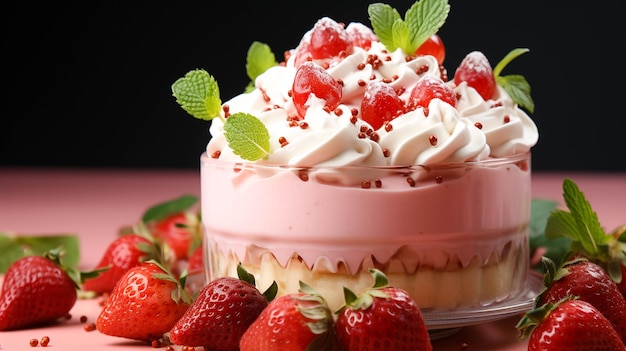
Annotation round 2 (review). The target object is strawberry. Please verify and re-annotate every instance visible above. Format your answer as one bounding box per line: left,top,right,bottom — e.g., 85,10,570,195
293,17,354,67
335,269,432,351
239,282,338,351
183,244,205,296
82,233,159,294
415,34,445,65
453,50,496,100
537,256,626,342
291,61,343,118
360,81,405,130
148,211,201,261
345,22,378,50
96,260,191,342
517,297,625,350
609,224,626,296
187,244,204,274
168,266,272,349
0,249,80,331
544,178,626,298
407,75,456,111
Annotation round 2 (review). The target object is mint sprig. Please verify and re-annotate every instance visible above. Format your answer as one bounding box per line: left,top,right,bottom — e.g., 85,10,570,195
368,0,449,55
172,69,271,161
544,178,626,284
494,48,535,114
545,178,610,259
245,41,278,93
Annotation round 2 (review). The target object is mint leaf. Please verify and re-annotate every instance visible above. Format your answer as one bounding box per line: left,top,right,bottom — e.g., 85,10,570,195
172,69,222,121
405,0,450,52
545,178,610,258
245,41,278,93
369,0,449,54
142,194,199,223
391,20,411,53
368,4,401,50
223,113,271,161
497,74,535,113
0,232,80,273
493,48,535,114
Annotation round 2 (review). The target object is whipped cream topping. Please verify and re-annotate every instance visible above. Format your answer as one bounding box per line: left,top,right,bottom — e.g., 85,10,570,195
206,19,538,170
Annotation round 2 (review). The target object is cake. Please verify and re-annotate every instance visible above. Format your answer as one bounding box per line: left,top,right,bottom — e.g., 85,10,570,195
173,0,538,314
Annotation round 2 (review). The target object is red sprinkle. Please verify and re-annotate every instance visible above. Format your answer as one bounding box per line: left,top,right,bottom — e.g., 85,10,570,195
429,135,438,146
407,177,416,187
40,336,50,347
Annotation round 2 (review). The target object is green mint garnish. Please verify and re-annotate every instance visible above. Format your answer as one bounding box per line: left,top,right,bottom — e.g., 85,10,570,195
494,48,535,114
368,0,449,55
245,41,278,93
173,69,272,161
172,69,222,121
545,178,609,259
223,112,271,161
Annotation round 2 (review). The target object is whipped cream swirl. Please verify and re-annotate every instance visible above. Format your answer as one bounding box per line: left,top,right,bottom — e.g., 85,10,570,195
206,22,538,173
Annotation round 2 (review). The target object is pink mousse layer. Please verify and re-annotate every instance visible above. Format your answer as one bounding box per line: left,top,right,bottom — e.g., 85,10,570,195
200,152,531,310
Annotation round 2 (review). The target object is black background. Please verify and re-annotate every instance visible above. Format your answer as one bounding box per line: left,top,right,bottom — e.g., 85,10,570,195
3,1,625,171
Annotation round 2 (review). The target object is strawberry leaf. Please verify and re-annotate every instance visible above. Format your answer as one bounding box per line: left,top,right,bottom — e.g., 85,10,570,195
245,41,278,93
171,69,222,121
0,232,80,273
223,112,271,161
141,194,198,223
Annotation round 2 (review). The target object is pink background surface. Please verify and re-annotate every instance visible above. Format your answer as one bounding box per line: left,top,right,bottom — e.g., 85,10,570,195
1,168,624,350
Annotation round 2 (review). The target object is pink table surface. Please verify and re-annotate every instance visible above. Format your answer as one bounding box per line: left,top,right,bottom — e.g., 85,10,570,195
1,168,624,351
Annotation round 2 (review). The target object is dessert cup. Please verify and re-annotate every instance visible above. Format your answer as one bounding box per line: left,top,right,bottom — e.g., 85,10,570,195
201,151,531,314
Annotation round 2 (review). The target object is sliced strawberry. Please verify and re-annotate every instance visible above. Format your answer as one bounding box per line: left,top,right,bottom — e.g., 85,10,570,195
292,62,342,118
407,75,456,110
360,81,405,130
415,34,445,65
453,51,496,100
